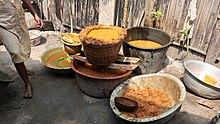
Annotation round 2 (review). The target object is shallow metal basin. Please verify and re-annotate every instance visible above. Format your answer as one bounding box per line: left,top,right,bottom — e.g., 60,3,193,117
41,47,73,75
183,60,220,99
110,73,186,123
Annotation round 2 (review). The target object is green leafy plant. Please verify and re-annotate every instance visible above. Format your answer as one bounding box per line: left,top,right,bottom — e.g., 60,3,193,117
179,28,190,59
152,11,164,19
152,11,163,28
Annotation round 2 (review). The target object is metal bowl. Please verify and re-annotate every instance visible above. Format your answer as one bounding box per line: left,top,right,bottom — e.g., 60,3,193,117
61,33,82,55
183,60,220,99
110,73,186,124
41,47,73,75
61,39,82,55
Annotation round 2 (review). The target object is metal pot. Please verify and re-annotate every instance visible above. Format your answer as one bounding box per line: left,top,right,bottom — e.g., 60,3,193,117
123,27,172,74
71,59,132,98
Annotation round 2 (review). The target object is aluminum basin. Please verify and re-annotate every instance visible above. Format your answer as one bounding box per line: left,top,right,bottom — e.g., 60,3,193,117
110,73,186,124
183,60,220,99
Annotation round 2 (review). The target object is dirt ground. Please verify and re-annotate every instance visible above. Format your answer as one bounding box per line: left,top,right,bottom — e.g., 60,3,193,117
0,31,219,124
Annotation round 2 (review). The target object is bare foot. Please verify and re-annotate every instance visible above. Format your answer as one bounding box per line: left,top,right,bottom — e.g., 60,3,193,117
23,84,33,99
27,70,35,76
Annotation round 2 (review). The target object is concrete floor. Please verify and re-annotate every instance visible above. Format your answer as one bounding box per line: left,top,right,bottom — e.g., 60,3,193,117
0,31,219,124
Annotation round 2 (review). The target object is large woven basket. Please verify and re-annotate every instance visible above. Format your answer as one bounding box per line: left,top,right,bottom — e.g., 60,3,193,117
79,25,127,66
82,41,122,66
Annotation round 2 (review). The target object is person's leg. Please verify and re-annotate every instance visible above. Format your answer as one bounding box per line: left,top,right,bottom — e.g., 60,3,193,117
14,62,33,98
0,26,33,98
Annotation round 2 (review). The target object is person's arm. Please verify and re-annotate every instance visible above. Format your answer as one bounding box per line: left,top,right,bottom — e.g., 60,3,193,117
21,0,44,28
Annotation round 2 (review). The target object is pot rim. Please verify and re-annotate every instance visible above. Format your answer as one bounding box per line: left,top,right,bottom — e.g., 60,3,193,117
71,59,132,80
124,26,172,51
183,60,220,90
61,39,82,46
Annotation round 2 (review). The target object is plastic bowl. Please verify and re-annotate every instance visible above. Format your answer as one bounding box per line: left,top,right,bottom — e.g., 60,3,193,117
110,73,186,124
183,60,220,99
29,30,41,46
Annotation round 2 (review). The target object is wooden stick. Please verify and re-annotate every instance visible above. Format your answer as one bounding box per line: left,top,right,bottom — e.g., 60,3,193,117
107,63,138,71
71,55,88,63
116,56,140,63
71,55,139,70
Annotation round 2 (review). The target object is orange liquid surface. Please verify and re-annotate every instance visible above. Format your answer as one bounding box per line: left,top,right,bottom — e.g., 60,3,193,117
46,52,71,68
128,40,162,49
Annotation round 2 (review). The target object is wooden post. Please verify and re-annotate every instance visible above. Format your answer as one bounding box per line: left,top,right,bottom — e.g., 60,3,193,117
48,0,63,31
205,19,220,64
98,0,116,25
122,0,129,27
42,0,49,20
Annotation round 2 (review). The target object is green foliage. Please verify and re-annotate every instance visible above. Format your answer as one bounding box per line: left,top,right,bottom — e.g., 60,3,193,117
179,28,191,60
179,29,190,38
152,11,164,19
152,11,163,28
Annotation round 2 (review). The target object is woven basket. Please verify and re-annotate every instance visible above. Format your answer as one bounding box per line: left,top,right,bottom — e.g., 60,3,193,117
82,41,122,66
79,25,127,66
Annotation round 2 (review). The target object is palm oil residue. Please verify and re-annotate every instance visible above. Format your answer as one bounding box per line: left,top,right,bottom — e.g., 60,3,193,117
46,52,71,69
122,86,172,118
88,29,119,41
203,75,217,85
77,63,127,77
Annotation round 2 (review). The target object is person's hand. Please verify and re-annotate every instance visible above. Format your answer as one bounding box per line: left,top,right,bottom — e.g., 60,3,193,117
34,13,44,28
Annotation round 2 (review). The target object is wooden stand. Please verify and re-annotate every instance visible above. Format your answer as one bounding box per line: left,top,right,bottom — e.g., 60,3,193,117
71,55,140,71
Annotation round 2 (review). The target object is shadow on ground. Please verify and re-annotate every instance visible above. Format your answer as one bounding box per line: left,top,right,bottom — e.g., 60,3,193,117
111,111,210,124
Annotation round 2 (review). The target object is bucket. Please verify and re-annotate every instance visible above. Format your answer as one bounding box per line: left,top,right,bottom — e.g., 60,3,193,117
123,27,171,74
